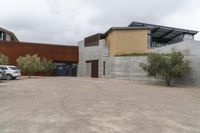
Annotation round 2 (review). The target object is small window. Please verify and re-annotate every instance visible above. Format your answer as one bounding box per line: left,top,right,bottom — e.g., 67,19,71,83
9,67,17,70
103,61,106,76
0,32,3,40
58,66,63,70
72,63,77,68
1,67,8,70
147,30,152,48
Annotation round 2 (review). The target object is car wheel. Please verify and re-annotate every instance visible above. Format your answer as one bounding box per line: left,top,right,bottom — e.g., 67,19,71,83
0,73,4,80
5,74,13,80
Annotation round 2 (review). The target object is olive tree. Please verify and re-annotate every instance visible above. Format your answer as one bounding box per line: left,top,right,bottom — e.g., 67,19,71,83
140,51,191,86
17,54,43,78
41,57,54,73
0,53,9,65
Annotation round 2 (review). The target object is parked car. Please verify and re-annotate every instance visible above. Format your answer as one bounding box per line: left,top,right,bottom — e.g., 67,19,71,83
0,65,21,80
0,69,6,80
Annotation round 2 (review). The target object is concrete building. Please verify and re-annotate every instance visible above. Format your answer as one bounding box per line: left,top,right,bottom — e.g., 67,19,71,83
77,21,199,81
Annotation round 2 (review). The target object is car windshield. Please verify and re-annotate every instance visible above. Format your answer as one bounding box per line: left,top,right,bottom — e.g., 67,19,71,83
9,67,18,70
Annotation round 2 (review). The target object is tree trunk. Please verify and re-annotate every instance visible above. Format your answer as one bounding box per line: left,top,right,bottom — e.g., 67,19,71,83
165,78,171,87
28,73,31,78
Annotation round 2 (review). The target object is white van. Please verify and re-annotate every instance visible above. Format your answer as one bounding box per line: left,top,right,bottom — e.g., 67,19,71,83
0,65,21,80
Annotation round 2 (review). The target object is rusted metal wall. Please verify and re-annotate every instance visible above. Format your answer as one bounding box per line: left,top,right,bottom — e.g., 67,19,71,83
84,34,101,47
0,41,79,65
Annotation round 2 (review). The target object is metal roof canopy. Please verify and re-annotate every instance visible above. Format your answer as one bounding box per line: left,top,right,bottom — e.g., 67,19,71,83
129,21,198,42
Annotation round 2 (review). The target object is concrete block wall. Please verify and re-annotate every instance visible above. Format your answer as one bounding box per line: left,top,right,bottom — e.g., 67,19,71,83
105,56,151,81
78,38,200,86
104,40,200,86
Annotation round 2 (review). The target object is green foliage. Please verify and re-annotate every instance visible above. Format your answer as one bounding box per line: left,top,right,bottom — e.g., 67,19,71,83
116,53,149,57
140,51,191,86
17,54,55,77
17,54,43,78
0,53,9,65
41,57,54,73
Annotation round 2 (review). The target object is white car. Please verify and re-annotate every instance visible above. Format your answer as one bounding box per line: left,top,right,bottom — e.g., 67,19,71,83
0,65,21,80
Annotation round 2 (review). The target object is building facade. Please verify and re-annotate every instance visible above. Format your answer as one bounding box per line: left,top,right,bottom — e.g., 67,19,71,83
0,27,78,76
78,22,198,78
1,21,199,79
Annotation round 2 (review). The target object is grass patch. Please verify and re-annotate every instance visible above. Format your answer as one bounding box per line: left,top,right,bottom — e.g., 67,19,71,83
116,53,170,57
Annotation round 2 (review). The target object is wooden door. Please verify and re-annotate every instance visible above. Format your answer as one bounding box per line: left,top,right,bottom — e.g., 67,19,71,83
86,60,99,78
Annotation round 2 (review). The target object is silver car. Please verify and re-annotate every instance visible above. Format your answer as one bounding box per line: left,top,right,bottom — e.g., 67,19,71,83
0,65,21,80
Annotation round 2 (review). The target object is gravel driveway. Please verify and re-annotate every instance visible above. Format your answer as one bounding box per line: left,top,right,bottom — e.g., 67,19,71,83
0,77,199,133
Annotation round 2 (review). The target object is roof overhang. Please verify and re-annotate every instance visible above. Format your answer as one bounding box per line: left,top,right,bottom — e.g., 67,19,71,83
103,27,150,38
129,21,198,42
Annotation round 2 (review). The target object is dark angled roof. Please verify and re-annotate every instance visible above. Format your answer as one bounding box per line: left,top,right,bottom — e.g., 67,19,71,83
0,27,19,42
129,21,198,42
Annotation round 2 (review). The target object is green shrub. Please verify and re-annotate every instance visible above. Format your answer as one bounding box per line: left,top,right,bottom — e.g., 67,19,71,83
41,57,54,73
140,51,191,86
0,53,9,65
17,54,43,78
116,53,149,57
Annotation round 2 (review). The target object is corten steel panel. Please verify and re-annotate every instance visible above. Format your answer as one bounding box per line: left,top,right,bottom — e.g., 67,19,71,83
84,34,100,47
0,41,79,65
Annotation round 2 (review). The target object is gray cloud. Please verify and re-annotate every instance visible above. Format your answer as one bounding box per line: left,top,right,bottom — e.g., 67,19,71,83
0,0,199,45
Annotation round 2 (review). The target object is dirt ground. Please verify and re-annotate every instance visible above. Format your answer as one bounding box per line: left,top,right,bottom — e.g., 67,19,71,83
0,77,199,133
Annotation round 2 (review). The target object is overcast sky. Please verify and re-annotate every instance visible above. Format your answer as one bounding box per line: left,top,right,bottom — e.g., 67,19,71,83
0,0,200,45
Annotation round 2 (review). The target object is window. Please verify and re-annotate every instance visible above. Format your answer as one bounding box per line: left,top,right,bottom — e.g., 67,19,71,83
184,34,193,40
0,32,3,41
9,67,17,70
72,63,77,68
147,30,152,48
0,67,8,70
103,61,105,76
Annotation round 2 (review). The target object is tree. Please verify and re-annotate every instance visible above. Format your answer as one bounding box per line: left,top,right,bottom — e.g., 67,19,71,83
41,57,54,73
0,53,9,65
140,51,191,86
17,54,43,78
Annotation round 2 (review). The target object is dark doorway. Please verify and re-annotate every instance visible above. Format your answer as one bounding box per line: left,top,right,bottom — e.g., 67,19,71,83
86,60,99,78
53,62,77,76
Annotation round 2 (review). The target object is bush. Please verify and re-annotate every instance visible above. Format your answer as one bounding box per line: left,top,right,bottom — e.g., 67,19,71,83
17,54,43,78
140,51,191,86
41,57,54,73
0,53,9,65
